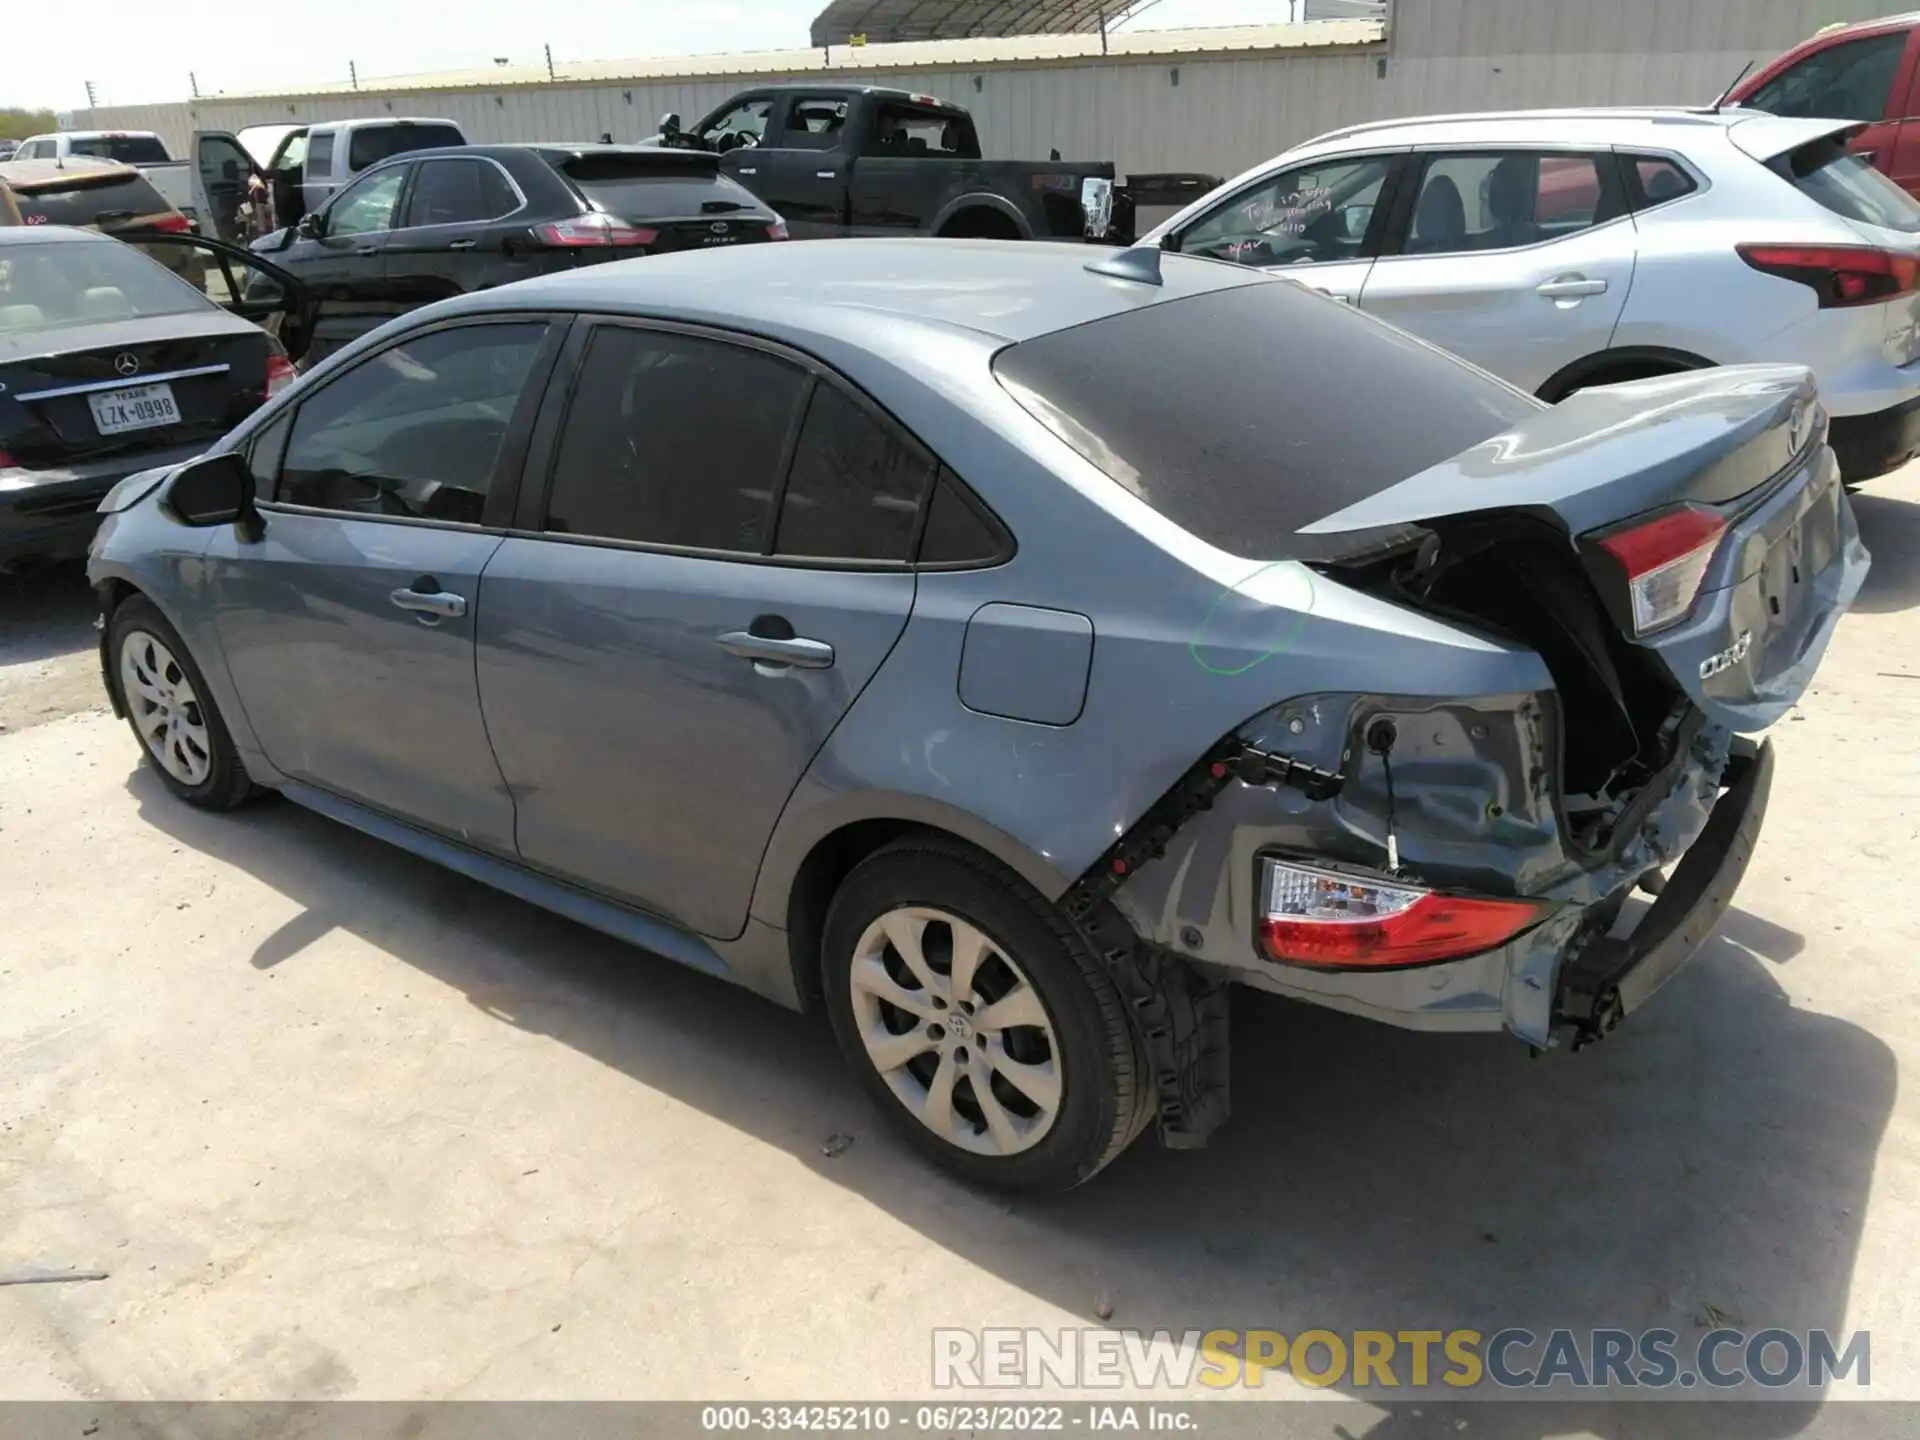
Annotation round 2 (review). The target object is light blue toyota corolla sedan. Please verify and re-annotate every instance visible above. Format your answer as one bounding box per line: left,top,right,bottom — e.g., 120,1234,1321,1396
88,238,1866,1191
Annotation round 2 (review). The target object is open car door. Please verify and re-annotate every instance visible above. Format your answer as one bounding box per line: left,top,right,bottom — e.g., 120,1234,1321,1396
191,130,260,242
114,229,317,366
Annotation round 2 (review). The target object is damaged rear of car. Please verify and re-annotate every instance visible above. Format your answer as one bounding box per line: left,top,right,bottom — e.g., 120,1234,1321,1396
993,275,1866,1091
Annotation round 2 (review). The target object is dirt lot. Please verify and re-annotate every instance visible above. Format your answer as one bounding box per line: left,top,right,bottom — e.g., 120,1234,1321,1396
2,470,1919,1433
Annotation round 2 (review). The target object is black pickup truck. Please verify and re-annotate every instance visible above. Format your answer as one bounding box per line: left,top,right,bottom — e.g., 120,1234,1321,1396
650,85,1215,245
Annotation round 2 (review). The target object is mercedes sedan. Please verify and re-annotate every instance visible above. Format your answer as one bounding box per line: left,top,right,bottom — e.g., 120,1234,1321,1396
88,240,1865,1191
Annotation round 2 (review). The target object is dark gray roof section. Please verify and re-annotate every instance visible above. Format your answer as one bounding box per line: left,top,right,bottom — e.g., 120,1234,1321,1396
809,0,1161,46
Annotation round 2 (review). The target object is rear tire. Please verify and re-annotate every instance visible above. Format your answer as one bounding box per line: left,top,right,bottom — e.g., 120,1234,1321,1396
109,596,256,811
820,836,1150,1193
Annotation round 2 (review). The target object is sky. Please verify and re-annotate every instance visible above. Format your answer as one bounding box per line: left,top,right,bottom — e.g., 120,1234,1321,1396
9,0,1303,115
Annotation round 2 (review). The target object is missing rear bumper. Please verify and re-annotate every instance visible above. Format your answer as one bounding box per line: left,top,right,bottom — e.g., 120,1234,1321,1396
1553,737,1774,1048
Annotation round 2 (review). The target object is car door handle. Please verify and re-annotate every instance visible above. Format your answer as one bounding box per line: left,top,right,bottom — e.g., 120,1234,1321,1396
390,585,467,621
716,631,835,669
354,246,380,256
446,238,478,250
738,166,758,176
1536,275,1608,299
816,170,836,179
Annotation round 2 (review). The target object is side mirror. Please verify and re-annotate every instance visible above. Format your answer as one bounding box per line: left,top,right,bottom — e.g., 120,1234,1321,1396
165,452,255,530
659,111,681,137
296,211,323,240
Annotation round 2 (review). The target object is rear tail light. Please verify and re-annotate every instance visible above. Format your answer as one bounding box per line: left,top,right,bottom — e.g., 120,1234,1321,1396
0,449,16,471
1736,243,1920,308
1258,859,1542,970
148,213,193,234
767,218,790,241
1595,504,1727,635
265,351,296,397
534,214,658,248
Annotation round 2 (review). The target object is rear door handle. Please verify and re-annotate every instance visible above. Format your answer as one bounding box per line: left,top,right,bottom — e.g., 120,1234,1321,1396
738,166,758,176
390,585,467,621
816,170,836,179
1536,275,1608,299
354,245,380,256
716,631,835,669
447,238,477,250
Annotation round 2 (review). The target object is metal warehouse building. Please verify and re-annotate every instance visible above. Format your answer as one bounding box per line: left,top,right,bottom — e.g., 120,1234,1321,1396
80,0,1917,181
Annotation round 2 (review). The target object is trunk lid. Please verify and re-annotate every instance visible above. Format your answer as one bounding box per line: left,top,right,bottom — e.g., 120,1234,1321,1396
1301,365,1870,732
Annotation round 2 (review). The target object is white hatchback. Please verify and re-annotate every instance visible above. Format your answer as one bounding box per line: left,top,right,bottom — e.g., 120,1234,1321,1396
1141,107,1920,483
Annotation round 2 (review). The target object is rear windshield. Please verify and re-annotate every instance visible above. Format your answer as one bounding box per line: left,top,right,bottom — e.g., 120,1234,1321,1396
68,135,170,164
557,153,748,218
13,171,172,228
1783,137,1920,232
0,239,208,335
992,279,1540,561
348,124,464,171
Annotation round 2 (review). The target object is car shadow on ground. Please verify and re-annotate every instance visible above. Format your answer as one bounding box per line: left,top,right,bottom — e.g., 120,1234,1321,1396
0,560,96,665
126,770,1894,1437
1847,485,1920,617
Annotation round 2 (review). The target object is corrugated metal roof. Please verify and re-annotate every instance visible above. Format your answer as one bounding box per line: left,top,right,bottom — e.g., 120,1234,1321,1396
197,20,1383,101
807,0,1163,46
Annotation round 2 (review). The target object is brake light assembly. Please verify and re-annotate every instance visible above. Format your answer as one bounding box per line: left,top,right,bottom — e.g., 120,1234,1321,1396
265,351,297,397
1257,859,1542,970
1590,504,1728,636
534,214,658,248
767,218,790,241
146,213,193,235
1737,242,1920,308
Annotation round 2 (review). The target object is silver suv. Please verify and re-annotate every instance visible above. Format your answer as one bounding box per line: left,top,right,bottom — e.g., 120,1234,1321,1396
1143,106,1920,483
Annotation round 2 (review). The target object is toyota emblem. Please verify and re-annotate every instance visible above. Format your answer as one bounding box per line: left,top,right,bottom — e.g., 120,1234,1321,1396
114,352,141,377
709,221,729,234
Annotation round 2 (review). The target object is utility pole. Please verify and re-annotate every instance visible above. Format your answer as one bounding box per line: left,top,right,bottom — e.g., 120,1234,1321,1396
1098,6,1108,54
545,43,556,81
349,60,359,90
84,80,98,108
189,72,201,98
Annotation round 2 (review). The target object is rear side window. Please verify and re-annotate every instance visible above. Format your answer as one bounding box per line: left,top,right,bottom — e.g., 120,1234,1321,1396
402,158,520,227
277,323,548,521
773,384,933,562
544,326,808,552
348,124,465,171
777,98,849,149
13,171,172,227
1744,31,1908,122
992,281,1540,562
866,102,978,159
918,472,1007,565
1401,150,1624,255
305,132,335,175
1624,155,1698,208
1782,135,1920,232
69,135,170,164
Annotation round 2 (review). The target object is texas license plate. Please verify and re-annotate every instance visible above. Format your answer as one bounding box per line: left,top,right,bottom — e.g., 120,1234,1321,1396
88,383,179,436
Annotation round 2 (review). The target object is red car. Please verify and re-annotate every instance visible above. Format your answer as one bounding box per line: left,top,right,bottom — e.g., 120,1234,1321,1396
1729,14,1920,197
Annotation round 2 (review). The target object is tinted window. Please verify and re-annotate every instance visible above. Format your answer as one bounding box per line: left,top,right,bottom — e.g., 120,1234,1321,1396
1783,135,1920,231
918,473,1006,565
774,385,931,562
545,327,807,551
992,282,1539,562
1626,155,1698,208
0,237,208,334
13,171,172,228
325,167,406,237
1179,155,1391,268
305,131,335,176
1746,31,1907,122
403,158,519,227
866,102,978,159
1403,151,1620,255
246,413,292,499
778,97,849,149
348,123,465,171
69,135,171,164
277,323,547,522
555,152,737,221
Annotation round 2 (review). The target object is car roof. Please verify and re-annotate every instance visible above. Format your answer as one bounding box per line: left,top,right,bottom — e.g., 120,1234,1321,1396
0,223,115,247
0,156,140,190
443,236,1269,348
310,116,461,130
1295,105,1850,156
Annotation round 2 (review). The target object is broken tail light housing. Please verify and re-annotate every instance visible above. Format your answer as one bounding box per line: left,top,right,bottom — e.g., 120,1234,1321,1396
1258,859,1542,970
1736,243,1920,308
1594,504,1727,635
534,214,658,248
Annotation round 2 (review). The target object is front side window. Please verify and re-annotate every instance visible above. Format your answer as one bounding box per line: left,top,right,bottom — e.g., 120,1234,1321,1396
325,167,406,237
544,326,807,551
275,322,548,522
774,384,932,562
1178,155,1392,268
1745,31,1908,122
698,99,772,151
403,159,518,227
1401,151,1620,255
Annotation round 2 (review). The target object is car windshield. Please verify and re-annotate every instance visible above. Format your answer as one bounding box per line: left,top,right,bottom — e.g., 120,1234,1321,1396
992,278,1541,561
0,239,210,335
68,135,171,165
1783,136,1920,233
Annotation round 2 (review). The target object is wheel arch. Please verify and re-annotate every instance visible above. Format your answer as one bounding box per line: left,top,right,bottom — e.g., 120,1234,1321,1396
1535,345,1718,404
932,194,1031,239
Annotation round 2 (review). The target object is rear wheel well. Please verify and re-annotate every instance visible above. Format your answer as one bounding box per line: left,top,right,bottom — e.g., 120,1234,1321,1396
1536,348,1715,404
937,206,1023,240
787,819,983,1010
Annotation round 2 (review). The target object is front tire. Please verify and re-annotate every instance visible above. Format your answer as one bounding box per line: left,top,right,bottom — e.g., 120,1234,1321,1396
821,837,1151,1193
109,595,256,810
